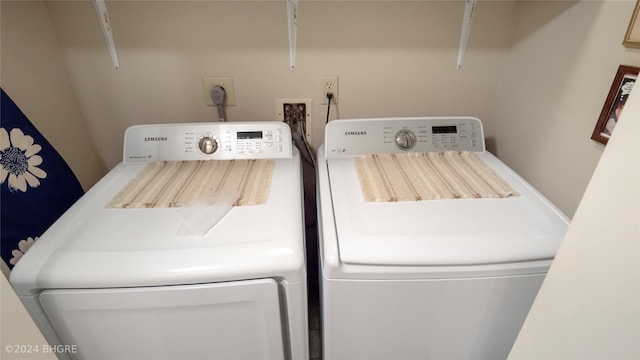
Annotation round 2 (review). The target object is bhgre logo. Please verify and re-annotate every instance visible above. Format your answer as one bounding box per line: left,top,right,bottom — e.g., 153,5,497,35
144,136,168,142
345,131,367,136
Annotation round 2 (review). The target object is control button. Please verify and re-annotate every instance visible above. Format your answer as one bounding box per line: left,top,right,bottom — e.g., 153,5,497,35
394,129,417,150
198,136,219,155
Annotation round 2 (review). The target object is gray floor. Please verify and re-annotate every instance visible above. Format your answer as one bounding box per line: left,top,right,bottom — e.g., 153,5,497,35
308,303,321,360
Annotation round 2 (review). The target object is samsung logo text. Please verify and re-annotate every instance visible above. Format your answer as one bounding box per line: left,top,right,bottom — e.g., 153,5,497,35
144,137,168,142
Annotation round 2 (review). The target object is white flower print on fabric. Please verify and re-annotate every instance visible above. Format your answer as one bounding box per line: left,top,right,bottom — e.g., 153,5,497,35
9,236,38,265
0,128,47,192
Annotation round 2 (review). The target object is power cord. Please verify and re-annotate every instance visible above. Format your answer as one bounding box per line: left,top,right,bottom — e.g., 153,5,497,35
210,85,227,122
299,115,316,167
325,92,333,124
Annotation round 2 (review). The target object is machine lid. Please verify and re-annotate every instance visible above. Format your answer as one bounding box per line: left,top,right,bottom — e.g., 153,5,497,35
10,155,305,296
327,152,569,267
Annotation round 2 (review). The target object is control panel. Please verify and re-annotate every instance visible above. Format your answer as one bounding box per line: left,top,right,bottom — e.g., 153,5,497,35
122,122,292,163
324,117,485,157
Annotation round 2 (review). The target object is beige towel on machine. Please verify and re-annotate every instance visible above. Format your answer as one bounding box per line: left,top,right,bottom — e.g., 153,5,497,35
354,151,517,202
108,159,274,208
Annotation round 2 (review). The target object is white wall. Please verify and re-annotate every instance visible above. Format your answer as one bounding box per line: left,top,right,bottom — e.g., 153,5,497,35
0,0,106,191
1,2,106,354
489,0,639,216
1,274,57,360
509,57,640,360
43,0,516,167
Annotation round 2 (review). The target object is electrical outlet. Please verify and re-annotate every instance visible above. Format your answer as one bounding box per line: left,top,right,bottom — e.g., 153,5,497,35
321,75,339,104
202,77,236,106
275,98,312,142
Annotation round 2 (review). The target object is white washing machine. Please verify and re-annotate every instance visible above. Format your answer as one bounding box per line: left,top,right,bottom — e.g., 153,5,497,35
317,117,569,360
10,122,308,360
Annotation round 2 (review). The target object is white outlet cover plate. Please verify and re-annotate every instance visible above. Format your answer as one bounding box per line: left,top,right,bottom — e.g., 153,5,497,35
320,75,339,104
202,77,236,106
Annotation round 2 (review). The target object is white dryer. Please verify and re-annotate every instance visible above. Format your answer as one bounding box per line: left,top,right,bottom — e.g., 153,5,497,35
317,117,569,360
11,122,308,360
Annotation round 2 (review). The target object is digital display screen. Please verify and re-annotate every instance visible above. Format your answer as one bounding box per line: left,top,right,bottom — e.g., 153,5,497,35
432,125,457,134
237,131,263,139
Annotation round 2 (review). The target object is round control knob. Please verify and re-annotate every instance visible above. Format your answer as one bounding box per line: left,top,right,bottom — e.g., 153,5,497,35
198,136,218,155
395,129,417,150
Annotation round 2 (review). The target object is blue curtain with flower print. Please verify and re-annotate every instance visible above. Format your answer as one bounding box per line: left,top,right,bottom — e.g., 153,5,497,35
1,88,84,270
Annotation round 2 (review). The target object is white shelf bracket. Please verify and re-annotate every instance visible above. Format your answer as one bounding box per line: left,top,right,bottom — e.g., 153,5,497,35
93,0,120,70
286,0,298,70
457,0,477,69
